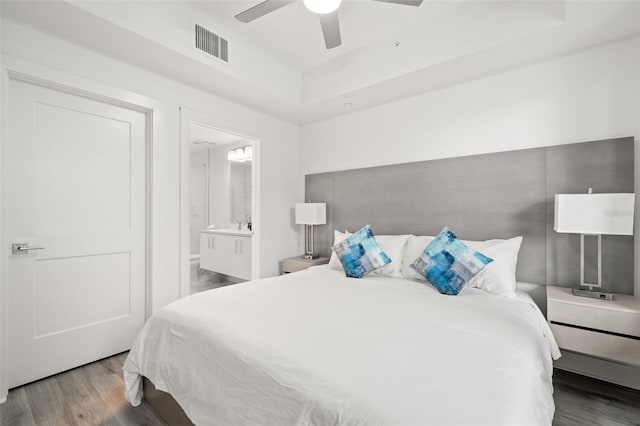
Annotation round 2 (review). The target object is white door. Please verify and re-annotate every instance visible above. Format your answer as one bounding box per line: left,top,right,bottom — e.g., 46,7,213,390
6,79,147,388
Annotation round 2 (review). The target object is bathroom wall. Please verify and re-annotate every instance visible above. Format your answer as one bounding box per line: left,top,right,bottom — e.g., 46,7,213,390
230,161,252,225
207,141,253,231
189,149,209,255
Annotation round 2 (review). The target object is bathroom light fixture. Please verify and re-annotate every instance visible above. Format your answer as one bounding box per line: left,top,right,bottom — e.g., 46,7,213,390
228,145,253,163
304,0,341,14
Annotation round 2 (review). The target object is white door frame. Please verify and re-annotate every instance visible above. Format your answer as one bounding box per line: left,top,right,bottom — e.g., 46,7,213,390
179,107,261,298
0,56,158,402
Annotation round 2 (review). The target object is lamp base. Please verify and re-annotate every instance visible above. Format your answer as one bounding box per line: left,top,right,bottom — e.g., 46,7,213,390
572,287,613,301
302,254,319,260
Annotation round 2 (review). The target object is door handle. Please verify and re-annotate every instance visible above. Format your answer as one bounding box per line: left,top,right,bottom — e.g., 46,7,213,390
12,243,45,255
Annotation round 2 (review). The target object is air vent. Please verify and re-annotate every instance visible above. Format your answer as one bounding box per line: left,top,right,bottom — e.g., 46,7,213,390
195,24,228,62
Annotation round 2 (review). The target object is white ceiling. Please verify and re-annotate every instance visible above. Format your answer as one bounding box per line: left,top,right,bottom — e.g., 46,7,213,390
190,0,460,70
1,1,638,124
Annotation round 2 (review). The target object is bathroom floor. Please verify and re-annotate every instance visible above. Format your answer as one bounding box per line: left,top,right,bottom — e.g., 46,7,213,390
190,269,234,294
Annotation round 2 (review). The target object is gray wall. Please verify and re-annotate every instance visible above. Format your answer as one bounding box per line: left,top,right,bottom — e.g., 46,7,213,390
306,137,634,294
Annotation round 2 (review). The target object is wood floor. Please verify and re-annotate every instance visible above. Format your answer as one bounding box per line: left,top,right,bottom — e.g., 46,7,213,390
553,369,640,426
0,353,164,426
2,354,639,425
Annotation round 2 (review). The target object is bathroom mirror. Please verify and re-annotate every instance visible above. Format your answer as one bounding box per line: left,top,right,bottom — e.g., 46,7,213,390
230,161,252,224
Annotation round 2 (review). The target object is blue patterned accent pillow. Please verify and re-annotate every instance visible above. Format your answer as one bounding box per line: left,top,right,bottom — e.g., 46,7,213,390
333,225,391,278
410,227,493,295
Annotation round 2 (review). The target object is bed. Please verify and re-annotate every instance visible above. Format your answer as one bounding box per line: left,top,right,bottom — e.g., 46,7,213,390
123,137,634,425
124,265,560,425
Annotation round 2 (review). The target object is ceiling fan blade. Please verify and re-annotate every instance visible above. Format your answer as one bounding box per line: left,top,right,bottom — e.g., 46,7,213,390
235,0,295,23
319,11,342,49
371,0,423,6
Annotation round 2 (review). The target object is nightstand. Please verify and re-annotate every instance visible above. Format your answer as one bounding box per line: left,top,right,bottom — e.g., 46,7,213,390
547,286,640,366
282,256,329,274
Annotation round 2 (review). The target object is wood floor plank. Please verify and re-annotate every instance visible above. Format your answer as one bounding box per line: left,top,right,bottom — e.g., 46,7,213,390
96,352,127,378
0,387,36,426
55,365,117,426
107,400,167,425
552,369,640,426
92,362,165,425
24,374,77,426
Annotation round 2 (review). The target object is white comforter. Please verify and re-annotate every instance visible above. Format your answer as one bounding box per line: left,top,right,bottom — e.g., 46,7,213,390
124,266,560,426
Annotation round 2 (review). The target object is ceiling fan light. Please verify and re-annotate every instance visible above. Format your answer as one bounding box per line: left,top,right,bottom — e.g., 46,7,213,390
304,0,342,14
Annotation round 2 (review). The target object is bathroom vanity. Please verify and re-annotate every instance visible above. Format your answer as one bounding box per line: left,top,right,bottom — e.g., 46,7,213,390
200,229,252,280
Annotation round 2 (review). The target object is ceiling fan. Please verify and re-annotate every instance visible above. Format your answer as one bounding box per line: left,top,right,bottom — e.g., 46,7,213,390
235,0,423,49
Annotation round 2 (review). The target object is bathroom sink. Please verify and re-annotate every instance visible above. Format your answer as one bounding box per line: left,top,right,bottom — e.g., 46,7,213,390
202,228,253,236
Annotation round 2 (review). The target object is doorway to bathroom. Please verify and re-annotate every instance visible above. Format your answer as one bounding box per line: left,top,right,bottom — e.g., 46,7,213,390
179,108,259,297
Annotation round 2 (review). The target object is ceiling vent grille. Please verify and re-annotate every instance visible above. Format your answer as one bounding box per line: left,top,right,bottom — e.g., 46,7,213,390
195,24,228,62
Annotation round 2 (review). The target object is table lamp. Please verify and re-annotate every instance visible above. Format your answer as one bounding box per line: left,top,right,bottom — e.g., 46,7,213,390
554,189,635,300
295,203,326,259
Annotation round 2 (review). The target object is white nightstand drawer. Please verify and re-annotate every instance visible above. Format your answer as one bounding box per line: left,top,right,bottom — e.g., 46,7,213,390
548,300,640,338
550,323,640,366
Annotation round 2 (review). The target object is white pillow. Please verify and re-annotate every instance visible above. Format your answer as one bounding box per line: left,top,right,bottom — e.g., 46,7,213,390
371,234,410,278
401,235,435,280
328,230,351,270
401,234,523,298
329,229,410,278
466,236,523,298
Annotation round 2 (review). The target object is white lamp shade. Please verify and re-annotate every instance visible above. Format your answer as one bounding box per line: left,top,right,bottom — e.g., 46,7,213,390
554,193,635,235
295,203,326,225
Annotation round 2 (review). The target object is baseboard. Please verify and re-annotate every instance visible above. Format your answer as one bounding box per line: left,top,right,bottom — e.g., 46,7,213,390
554,350,640,390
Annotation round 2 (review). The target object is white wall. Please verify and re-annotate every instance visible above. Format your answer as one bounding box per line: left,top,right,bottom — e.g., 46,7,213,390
301,35,640,295
302,36,638,174
209,145,230,231
207,140,253,231
1,19,302,312
190,149,209,255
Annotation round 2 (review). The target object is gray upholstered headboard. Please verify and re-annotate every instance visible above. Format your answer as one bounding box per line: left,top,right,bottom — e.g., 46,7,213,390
305,137,634,299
